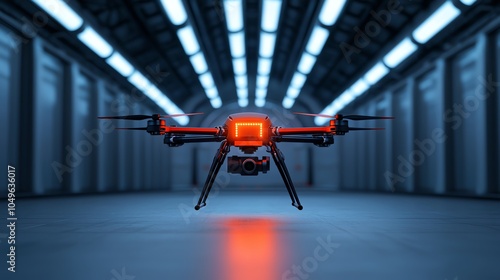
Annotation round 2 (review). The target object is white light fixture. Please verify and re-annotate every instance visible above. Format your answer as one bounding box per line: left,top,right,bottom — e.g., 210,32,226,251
460,0,477,5
143,85,161,99
160,0,188,25
210,97,223,108
256,75,269,88
235,75,247,88
261,0,282,32
383,37,418,68
238,98,249,107
232,57,247,75
256,88,267,99
199,72,215,89
32,0,83,31
177,25,200,56
412,1,461,44
106,52,134,77
290,72,307,88
297,52,317,74
205,87,219,99
337,90,355,106
350,78,369,97
286,87,300,99
189,52,208,74
258,58,272,75
237,88,248,99
282,96,295,109
363,62,389,85
318,0,346,26
305,26,329,56
224,0,244,32
128,71,151,91
229,31,246,57
259,32,276,58
77,27,113,58
255,98,266,107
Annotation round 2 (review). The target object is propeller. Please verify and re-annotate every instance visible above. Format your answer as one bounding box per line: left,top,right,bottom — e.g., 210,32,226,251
115,127,147,130
348,127,385,131
294,112,394,121
98,112,203,120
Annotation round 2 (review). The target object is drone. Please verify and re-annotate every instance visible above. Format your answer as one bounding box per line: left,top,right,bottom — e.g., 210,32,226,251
98,112,393,210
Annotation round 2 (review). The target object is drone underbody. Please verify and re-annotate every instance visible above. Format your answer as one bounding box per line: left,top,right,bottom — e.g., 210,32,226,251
98,112,393,210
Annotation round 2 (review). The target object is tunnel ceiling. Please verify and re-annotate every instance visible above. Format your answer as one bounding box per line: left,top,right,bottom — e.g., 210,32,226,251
12,0,466,115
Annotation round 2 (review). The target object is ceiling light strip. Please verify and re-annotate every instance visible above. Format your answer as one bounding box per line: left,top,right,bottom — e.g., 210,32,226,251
282,0,346,109
34,0,189,125
315,0,464,125
161,0,222,109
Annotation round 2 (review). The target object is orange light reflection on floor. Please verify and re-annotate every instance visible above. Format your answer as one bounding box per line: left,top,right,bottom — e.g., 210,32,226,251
219,217,280,280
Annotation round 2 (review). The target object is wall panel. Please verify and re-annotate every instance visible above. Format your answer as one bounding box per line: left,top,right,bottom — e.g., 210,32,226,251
414,68,445,193
450,45,488,194
0,26,20,195
33,45,66,194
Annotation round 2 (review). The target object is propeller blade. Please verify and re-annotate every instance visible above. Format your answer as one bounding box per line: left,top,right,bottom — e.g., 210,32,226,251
348,127,385,131
293,112,334,118
161,112,204,118
343,115,394,120
115,127,147,130
98,112,204,120
98,115,152,120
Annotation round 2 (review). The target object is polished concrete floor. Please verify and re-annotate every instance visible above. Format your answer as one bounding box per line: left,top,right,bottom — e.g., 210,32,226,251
1,190,500,280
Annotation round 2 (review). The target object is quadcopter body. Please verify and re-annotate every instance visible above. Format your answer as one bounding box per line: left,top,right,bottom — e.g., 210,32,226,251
98,112,393,210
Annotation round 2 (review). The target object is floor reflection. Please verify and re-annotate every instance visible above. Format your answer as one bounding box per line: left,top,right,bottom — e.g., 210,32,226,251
217,217,285,280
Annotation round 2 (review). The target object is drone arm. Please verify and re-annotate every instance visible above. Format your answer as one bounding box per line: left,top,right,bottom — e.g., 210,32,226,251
272,135,333,145
165,135,225,145
165,126,223,135
272,126,331,136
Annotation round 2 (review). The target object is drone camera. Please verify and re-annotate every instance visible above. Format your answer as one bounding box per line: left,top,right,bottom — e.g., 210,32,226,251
227,156,270,176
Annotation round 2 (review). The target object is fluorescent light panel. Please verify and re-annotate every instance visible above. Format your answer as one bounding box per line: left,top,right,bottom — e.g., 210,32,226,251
255,98,266,107
383,37,418,68
305,26,329,56
205,87,219,99
256,75,269,88
286,87,300,99
297,52,317,74
460,0,477,5
256,88,267,99
177,25,200,56
238,98,248,107
199,73,215,89
229,31,245,57
160,0,188,25
232,57,247,75
128,71,151,91
77,27,113,58
235,75,247,88
224,0,244,32
282,97,295,109
364,62,389,85
210,97,223,108
412,1,461,44
319,0,346,26
106,52,134,77
290,72,307,89
261,0,282,32
350,78,369,97
237,88,248,99
189,52,208,74
258,58,272,75
32,0,83,31
259,32,276,58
